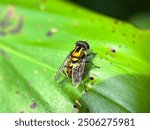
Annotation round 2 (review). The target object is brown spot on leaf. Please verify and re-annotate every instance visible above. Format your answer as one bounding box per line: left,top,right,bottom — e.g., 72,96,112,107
46,28,58,37
107,47,117,57
0,49,6,56
46,31,53,36
89,77,94,80
0,7,14,29
0,49,11,60
72,104,79,113
0,7,24,36
73,104,77,108
89,76,95,86
6,6,15,17
110,48,116,53
30,102,37,109
0,31,6,36
0,17,11,29
16,91,19,95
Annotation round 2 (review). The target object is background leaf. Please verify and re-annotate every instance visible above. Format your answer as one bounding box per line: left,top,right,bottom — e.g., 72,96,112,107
129,11,150,30
0,0,150,112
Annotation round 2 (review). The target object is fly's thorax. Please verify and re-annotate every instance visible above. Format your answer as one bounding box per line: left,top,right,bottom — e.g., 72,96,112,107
70,45,87,62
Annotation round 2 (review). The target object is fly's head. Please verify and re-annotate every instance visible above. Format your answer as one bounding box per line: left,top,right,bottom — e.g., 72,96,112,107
75,41,89,51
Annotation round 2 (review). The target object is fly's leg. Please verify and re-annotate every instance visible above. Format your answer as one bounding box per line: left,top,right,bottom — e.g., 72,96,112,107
83,83,88,93
85,61,100,68
81,82,87,93
86,52,97,57
58,78,66,84
62,69,67,76
85,52,100,68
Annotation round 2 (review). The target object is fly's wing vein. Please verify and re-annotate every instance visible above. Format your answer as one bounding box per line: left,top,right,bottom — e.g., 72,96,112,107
72,59,85,87
55,54,69,81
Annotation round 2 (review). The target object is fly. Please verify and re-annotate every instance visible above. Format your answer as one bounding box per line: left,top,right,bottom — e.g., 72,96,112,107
55,41,98,88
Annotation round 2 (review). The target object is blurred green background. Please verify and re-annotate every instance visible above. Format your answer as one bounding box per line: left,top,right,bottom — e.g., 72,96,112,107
70,0,150,29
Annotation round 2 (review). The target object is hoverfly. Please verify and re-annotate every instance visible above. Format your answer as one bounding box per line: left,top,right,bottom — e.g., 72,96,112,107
55,41,95,88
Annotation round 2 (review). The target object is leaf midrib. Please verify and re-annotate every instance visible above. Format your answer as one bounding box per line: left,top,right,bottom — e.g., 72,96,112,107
0,41,56,72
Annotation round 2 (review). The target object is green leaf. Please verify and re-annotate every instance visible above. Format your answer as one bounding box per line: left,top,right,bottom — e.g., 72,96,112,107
80,75,150,112
128,11,150,30
0,0,150,112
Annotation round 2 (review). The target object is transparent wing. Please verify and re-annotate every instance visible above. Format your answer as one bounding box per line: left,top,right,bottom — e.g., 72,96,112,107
55,54,70,81
72,59,85,87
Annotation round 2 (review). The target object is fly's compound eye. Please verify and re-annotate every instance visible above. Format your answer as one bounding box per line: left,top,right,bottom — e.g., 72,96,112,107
85,42,89,50
75,41,82,46
75,41,90,50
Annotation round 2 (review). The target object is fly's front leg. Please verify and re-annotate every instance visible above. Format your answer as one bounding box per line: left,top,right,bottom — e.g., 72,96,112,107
81,81,88,93
85,52,100,68
86,52,97,57
85,61,100,68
